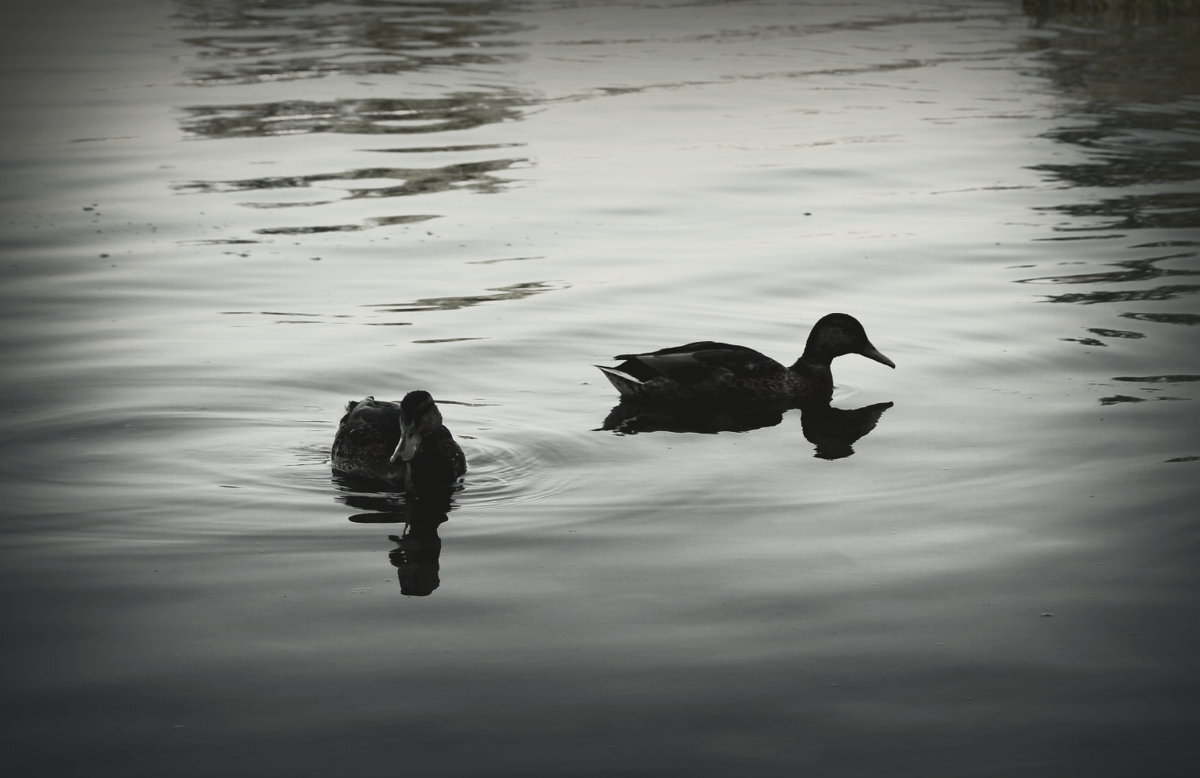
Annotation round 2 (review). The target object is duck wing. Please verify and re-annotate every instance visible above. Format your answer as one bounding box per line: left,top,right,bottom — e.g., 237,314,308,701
332,398,402,475
611,341,786,384
338,396,401,428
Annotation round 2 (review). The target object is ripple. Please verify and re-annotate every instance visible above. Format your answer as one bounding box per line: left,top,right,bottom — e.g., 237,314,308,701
314,417,587,515
364,281,567,314
456,431,583,510
180,95,528,139
175,159,526,200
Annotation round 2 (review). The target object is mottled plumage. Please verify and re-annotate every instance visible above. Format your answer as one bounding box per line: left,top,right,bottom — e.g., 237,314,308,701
331,391,466,491
598,313,894,403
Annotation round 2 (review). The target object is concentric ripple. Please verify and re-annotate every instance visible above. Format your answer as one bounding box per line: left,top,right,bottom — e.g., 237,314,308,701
455,428,586,510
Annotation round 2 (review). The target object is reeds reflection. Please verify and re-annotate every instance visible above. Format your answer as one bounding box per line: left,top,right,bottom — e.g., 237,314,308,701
174,0,529,87
174,154,528,234
174,0,532,239
180,93,529,138
1020,0,1200,404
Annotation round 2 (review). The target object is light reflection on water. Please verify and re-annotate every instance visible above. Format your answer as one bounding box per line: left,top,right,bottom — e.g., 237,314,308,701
1,0,1198,776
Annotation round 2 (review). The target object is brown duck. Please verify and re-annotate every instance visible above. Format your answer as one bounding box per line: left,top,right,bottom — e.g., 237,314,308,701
331,390,466,491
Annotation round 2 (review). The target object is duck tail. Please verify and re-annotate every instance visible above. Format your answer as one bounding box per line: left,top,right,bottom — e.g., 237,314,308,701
596,365,643,397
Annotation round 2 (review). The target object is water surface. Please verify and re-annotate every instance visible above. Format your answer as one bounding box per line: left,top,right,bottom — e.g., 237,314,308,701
1,1,1198,776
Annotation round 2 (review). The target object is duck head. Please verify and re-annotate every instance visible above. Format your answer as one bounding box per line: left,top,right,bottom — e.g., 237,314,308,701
803,313,895,369
390,390,443,464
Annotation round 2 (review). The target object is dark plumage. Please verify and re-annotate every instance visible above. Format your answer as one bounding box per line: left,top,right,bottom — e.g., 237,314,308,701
597,313,894,403
331,391,466,491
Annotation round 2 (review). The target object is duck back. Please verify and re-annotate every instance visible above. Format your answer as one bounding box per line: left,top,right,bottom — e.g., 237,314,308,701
331,397,406,482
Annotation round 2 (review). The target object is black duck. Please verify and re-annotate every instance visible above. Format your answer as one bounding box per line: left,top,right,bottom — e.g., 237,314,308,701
597,312,894,403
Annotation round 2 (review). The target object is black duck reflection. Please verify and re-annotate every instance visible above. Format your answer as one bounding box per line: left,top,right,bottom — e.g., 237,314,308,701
798,401,894,460
597,313,894,404
337,480,453,597
601,399,893,460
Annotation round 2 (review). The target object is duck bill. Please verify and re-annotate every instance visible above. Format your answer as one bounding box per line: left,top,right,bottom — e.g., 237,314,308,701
859,344,895,369
390,430,421,464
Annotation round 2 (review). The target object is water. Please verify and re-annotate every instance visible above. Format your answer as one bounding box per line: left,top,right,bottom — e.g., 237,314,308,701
2,0,1198,775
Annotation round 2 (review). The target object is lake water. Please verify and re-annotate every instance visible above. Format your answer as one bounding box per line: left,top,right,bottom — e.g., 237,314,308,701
2,0,1198,775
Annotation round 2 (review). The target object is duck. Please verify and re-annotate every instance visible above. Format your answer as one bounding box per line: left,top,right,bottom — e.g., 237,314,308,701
331,390,466,491
597,312,894,403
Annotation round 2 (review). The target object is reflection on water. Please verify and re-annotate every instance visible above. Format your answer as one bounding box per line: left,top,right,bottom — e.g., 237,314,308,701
1024,0,1200,103
602,399,893,460
602,399,792,435
1018,1,1200,405
173,142,527,234
174,0,532,240
366,280,564,315
1042,282,1199,305
175,0,528,86
799,401,893,460
176,156,526,202
181,93,529,137
1020,251,1199,287
338,476,454,596
388,519,445,597
1101,373,1200,404
1120,310,1200,325
4,0,1200,775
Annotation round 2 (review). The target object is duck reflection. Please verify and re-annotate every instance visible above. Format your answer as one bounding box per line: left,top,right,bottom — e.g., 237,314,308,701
388,513,446,598
601,399,892,460
799,401,894,460
603,399,791,434
335,477,455,597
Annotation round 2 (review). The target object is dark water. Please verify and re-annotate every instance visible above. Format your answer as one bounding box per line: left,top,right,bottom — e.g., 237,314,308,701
1,1,1198,775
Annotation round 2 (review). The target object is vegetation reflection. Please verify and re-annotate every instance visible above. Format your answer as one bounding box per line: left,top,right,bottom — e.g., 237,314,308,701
175,0,531,237
175,0,528,86
1020,0,1200,403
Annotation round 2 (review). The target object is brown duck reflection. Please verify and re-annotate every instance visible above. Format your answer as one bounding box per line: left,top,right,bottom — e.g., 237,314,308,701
601,399,892,460
335,477,455,597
